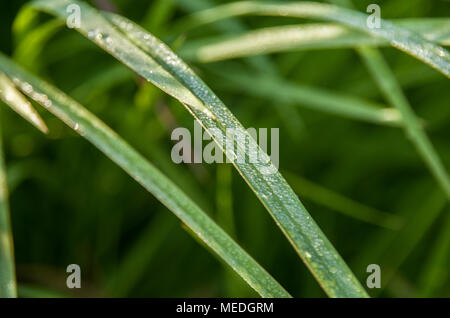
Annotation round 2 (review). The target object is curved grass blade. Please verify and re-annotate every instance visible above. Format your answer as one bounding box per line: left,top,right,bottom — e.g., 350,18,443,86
418,213,450,297
13,19,64,72
30,0,368,297
0,53,290,298
0,109,17,298
175,1,450,78
180,20,450,62
0,73,48,133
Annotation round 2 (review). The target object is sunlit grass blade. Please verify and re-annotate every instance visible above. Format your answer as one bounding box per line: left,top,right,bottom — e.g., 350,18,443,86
0,72,48,133
0,109,17,298
13,19,63,72
0,53,290,298
284,171,404,230
180,20,450,62
329,0,450,199
175,1,450,78
205,64,402,126
176,0,306,143
30,0,368,297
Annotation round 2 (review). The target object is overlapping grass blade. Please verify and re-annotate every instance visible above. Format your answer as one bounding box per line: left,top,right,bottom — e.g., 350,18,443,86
175,1,450,78
328,0,450,199
0,53,290,298
180,20,450,62
13,19,63,72
176,0,306,143
0,108,17,298
0,72,48,133
181,0,450,198
30,0,368,297
356,47,450,199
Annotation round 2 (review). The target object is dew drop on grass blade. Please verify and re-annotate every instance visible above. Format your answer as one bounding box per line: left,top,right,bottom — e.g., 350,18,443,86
30,0,368,297
0,53,290,298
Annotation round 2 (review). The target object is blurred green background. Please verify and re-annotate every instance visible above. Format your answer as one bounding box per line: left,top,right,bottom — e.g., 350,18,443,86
0,0,449,297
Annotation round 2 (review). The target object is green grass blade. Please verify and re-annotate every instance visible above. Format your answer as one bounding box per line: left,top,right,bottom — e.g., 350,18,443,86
284,171,404,230
180,20,450,62
13,19,63,72
30,0,368,297
0,109,17,298
0,53,290,298
356,46,450,199
108,213,176,296
418,213,450,297
176,0,306,143
176,1,450,78
205,64,402,126
0,73,48,133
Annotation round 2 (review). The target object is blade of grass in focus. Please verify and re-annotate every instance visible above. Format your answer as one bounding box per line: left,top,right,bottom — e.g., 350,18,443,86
175,1,450,78
180,20,450,62
0,53,290,298
0,73,48,133
0,109,17,298
31,0,369,297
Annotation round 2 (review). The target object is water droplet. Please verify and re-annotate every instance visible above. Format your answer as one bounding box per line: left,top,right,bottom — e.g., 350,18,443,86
22,82,33,94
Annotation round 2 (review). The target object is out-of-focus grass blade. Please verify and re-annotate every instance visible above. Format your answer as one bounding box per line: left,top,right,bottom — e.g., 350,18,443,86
353,186,447,295
176,0,306,143
30,0,368,297
13,19,63,71
206,64,402,126
18,284,67,298
180,20,450,62
357,46,450,200
12,5,40,44
175,1,450,78
330,0,450,199
284,171,404,230
0,73,48,134
418,213,450,297
0,53,290,298
378,190,447,292
0,109,17,298
71,64,133,101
